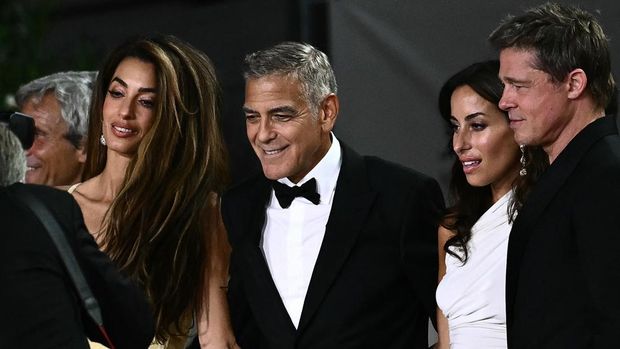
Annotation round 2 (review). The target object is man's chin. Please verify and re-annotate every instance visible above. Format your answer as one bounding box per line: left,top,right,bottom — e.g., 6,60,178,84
263,171,284,181
261,165,288,181
513,132,530,146
25,171,43,185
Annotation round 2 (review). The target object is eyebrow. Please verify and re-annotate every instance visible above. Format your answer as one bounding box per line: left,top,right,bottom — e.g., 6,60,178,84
450,112,485,122
242,106,256,114
501,76,529,85
111,77,157,93
242,105,298,114
269,106,298,114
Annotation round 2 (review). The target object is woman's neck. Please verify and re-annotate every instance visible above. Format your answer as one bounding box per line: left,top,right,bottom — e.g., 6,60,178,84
93,151,132,203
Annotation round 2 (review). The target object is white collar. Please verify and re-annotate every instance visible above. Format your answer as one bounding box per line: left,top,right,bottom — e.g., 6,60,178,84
277,133,342,204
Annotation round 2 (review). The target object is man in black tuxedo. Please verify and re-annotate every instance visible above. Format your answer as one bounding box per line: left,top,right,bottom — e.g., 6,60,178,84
489,3,620,347
223,41,444,348
0,126,154,348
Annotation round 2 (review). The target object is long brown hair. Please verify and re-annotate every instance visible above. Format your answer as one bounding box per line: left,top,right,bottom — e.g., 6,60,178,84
83,35,228,341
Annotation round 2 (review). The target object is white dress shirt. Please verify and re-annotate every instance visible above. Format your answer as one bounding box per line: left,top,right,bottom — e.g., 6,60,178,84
261,134,342,328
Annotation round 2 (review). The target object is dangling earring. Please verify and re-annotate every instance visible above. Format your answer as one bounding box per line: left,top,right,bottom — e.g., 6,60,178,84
519,145,527,176
100,134,106,146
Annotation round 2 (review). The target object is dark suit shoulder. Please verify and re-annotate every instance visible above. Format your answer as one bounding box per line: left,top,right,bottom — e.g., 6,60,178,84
359,155,444,229
363,155,439,190
222,172,267,202
584,133,620,167
5,183,78,224
7,182,75,206
7,182,74,200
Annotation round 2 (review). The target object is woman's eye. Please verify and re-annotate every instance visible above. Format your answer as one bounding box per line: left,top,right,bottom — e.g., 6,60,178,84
139,99,155,108
108,90,123,98
471,123,486,131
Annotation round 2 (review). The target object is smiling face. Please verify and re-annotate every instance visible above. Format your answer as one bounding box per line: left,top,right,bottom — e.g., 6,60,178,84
102,57,157,157
498,47,571,149
243,75,335,183
21,93,85,186
451,85,521,200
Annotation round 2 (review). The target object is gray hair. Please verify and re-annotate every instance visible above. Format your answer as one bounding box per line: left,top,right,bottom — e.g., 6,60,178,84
15,71,97,148
0,126,26,186
243,42,337,115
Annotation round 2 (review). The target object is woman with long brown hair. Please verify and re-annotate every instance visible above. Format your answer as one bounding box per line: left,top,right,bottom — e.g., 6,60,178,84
68,34,236,348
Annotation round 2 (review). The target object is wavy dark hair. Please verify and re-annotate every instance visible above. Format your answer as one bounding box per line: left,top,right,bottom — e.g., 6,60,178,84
438,60,548,263
83,35,229,342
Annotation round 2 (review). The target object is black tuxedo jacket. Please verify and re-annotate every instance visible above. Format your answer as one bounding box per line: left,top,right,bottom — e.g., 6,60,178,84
506,116,620,348
0,183,154,349
222,143,445,348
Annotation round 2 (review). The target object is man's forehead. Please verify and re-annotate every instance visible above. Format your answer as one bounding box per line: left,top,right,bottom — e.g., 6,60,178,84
21,95,64,126
246,74,302,90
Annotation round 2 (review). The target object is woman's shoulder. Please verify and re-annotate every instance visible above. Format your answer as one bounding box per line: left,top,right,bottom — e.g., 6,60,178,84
201,191,222,220
438,224,455,246
207,191,220,207
56,183,81,193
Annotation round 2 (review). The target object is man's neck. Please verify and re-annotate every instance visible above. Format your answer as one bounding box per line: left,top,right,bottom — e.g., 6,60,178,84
545,105,605,164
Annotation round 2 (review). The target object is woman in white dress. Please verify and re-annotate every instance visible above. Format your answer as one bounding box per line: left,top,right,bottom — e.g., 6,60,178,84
69,35,237,348
434,61,547,348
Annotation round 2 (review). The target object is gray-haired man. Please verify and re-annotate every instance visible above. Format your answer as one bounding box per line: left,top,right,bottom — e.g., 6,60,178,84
16,71,96,186
224,42,444,348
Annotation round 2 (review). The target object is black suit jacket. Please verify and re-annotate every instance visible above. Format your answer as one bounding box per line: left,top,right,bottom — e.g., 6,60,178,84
0,183,154,349
223,143,444,348
506,116,620,348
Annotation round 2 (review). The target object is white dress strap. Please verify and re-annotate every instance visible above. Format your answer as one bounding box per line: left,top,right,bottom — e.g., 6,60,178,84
67,183,81,194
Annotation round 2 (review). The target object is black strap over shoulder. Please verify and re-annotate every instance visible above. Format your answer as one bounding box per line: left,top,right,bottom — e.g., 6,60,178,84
12,186,115,349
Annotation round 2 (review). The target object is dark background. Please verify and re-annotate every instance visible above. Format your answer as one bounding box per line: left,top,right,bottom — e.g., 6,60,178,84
3,0,619,196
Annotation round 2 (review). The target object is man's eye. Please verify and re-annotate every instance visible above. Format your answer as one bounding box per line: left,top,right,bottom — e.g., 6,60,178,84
273,114,292,122
245,114,259,122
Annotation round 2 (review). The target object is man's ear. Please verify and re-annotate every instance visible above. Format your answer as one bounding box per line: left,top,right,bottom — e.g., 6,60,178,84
76,142,87,164
319,94,339,132
566,68,588,100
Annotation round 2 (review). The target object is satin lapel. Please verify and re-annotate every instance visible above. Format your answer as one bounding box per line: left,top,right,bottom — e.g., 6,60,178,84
237,177,298,338
506,117,618,320
297,143,377,332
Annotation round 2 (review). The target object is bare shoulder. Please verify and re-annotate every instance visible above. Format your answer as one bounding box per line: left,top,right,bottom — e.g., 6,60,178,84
63,178,109,237
201,192,224,227
438,222,455,246
206,191,220,208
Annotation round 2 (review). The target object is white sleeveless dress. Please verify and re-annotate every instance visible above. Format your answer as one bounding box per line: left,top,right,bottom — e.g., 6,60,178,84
436,191,512,348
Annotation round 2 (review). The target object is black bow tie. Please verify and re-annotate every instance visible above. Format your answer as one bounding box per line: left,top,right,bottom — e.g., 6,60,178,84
272,178,321,209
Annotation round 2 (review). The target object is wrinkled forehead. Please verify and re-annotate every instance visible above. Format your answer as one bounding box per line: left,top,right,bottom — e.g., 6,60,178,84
498,48,552,82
